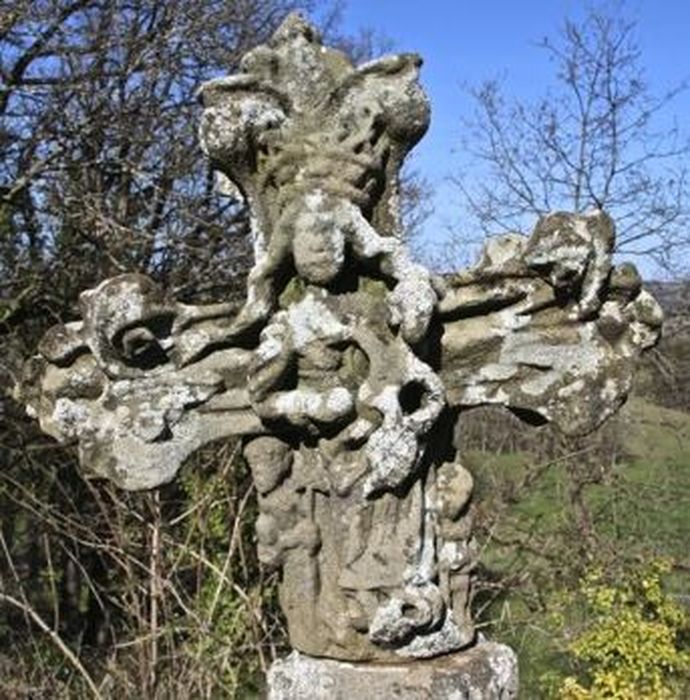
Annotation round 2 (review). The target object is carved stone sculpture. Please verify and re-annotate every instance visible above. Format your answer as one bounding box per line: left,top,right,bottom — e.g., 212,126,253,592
17,13,662,697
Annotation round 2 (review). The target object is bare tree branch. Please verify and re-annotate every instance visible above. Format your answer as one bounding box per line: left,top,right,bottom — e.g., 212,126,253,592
453,3,690,275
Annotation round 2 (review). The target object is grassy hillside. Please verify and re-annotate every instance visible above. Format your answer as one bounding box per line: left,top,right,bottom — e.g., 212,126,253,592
613,400,690,562
466,397,690,696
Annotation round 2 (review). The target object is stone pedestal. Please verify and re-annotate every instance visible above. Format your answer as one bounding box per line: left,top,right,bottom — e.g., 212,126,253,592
267,641,518,699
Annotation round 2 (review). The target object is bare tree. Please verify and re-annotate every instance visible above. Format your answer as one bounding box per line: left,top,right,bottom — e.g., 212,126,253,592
452,4,689,274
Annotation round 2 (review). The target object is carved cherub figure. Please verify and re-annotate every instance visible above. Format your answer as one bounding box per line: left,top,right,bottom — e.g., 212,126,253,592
228,186,439,348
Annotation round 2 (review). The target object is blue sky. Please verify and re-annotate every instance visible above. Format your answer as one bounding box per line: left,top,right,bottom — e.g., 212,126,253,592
338,1,690,269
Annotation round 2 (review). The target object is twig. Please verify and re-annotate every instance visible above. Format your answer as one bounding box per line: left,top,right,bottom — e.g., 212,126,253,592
0,593,104,699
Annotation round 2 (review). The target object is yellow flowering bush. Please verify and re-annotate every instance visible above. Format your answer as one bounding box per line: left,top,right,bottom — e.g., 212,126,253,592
559,560,690,699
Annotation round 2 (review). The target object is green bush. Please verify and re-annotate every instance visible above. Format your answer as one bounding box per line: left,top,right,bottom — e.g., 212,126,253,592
557,560,690,699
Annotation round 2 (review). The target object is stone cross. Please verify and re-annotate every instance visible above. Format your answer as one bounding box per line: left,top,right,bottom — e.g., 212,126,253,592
17,14,662,698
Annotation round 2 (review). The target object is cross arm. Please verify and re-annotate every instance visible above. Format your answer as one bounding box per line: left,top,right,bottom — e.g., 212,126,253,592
439,210,663,435
15,274,262,490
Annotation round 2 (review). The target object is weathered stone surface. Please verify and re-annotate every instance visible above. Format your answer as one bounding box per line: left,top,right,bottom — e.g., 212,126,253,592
267,642,518,699
198,13,466,661
16,274,262,490
440,210,663,435
17,10,662,685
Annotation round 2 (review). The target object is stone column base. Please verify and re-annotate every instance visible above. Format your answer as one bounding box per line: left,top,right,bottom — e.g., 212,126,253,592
267,641,518,699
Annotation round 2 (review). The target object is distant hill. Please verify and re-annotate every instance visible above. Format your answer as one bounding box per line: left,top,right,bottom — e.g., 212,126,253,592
646,280,690,319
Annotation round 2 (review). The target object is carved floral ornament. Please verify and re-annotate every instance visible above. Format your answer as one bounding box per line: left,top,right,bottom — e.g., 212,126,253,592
18,14,662,664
